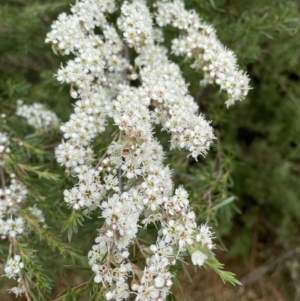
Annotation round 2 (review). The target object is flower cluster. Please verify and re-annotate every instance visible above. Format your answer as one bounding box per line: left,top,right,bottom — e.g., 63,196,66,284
0,177,26,239
135,45,215,158
0,131,46,297
16,100,59,132
4,255,25,297
47,0,248,300
155,0,250,107
117,0,154,49
46,0,129,170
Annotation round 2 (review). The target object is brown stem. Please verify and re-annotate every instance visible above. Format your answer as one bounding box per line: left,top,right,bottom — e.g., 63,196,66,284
0,165,5,190
241,248,299,286
134,238,147,257
44,142,60,149
20,273,32,301
118,167,123,195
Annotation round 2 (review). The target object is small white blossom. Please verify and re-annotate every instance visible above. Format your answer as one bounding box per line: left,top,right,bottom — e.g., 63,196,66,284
5,217,24,237
4,255,24,279
29,205,45,224
191,251,208,267
196,224,214,250
8,286,25,297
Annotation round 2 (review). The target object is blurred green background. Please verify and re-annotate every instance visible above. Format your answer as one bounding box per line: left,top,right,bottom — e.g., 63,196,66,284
1,0,300,300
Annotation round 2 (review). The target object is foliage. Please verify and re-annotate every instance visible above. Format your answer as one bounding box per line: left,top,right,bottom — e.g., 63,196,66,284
0,0,300,300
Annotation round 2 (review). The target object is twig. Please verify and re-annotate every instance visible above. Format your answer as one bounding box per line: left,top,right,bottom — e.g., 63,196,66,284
50,281,89,301
44,142,60,149
1,164,31,301
10,238,32,301
259,216,278,234
0,165,5,190
20,273,32,301
134,238,147,256
241,248,299,286
266,281,286,301
118,166,123,194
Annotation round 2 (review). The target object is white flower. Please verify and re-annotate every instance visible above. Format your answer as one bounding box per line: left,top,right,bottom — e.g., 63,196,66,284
8,286,24,297
88,245,104,266
196,224,214,250
150,239,173,258
9,180,27,204
136,285,160,301
5,217,24,237
191,251,208,267
29,205,45,223
92,264,109,284
4,255,24,279
113,280,130,301
104,174,119,192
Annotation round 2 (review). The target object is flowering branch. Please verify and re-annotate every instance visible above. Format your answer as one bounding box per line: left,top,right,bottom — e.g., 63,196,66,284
46,0,247,299
19,265,32,301
0,105,63,299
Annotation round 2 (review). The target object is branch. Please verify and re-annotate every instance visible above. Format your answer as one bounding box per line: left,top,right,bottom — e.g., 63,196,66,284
20,273,32,301
50,281,89,301
0,165,5,190
118,166,123,195
10,238,32,301
241,248,299,286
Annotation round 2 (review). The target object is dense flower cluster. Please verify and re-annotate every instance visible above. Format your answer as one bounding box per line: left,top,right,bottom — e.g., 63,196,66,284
16,100,59,132
46,0,249,300
0,131,46,297
155,0,250,107
0,176,26,239
117,0,154,49
4,255,25,297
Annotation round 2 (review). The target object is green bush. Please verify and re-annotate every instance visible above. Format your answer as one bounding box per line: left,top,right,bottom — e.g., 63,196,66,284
1,0,300,300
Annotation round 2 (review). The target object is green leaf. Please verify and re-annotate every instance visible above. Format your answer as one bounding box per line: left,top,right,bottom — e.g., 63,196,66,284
212,196,236,211
195,246,241,286
62,211,85,242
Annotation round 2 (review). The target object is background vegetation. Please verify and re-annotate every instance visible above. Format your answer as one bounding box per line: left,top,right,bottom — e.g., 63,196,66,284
1,0,300,300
